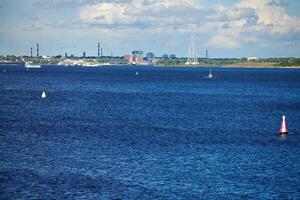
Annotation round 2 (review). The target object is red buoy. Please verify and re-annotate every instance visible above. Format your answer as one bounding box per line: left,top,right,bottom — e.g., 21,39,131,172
279,115,288,136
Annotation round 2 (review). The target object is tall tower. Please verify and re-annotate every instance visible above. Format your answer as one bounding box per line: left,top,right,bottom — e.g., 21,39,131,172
30,47,33,57
206,50,208,59
37,43,39,57
98,42,100,58
101,48,103,57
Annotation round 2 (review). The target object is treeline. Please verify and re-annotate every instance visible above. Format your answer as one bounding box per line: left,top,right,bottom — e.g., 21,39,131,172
272,58,300,66
155,57,300,66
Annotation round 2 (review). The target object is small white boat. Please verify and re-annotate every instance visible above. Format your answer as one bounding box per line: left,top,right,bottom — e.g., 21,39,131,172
82,63,101,67
41,91,46,98
25,62,41,69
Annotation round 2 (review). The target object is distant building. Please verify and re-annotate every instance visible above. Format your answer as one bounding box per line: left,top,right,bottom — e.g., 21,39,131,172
132,50,143,64
42,55,51,59
162,54,169,60
83,52,86,58
124,54,131,63
247,57,259,61
146,52,154,63
65,52,68,58
169,54,176,59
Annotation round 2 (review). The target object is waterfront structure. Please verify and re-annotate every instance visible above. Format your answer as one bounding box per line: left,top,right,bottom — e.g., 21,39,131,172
132,50,143,64
30,47,33,57
185,35,198,65
65,52,68,58
83,52,86,58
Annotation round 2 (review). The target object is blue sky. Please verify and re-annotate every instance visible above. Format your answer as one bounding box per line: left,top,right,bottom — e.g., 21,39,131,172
0,0,300,58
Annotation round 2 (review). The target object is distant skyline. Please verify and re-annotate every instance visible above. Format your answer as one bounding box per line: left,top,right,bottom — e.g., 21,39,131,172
0,0,300,58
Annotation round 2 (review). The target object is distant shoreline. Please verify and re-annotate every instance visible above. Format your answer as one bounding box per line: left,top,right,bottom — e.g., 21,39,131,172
154,62,300,69
1,63,300,69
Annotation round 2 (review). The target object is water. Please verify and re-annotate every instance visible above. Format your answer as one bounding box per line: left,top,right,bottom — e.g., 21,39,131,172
0,65,299,199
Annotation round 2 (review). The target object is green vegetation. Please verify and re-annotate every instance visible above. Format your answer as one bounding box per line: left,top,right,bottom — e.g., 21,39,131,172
273,58,300,67
156,59,186,66
24,56,61,65
155,57,300,67
155,58,239,66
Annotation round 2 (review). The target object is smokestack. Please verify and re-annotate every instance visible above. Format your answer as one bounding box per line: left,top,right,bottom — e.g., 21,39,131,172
206,50,208,59
98,42,100,58
31,47,33,57
37,43,39,57
101,48,103,57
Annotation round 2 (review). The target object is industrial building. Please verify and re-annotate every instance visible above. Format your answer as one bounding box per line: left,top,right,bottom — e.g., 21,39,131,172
146,52,154,63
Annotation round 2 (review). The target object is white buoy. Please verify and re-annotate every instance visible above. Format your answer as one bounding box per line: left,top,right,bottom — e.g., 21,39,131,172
136,72,139,75
41,91,47,99
3,69,6,73
279,115,288,136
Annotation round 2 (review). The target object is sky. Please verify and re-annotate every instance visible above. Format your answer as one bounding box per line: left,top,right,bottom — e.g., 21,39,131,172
0,0,300,58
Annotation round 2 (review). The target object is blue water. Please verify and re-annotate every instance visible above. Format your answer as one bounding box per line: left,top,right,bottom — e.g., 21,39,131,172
0,65,299,199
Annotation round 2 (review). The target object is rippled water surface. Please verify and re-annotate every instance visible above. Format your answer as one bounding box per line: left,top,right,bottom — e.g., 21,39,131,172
0,65,300,199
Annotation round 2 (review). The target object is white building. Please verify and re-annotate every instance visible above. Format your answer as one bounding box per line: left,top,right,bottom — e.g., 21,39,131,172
247,57,259,61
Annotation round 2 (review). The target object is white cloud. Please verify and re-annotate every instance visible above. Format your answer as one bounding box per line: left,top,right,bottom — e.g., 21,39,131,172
79,0,208,30
208,0,300,48
9,0,296,56
209,34,240,49
78,0,300,50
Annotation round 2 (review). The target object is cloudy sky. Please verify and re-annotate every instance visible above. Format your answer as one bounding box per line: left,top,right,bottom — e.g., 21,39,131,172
0,0,300,58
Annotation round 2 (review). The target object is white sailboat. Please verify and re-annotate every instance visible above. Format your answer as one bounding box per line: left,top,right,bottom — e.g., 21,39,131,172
41,91,47,98
185,35,199,65
206,50,213,79
208,66,213,79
